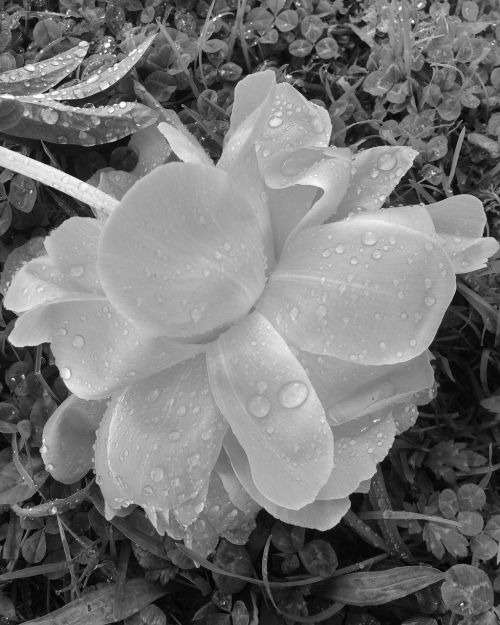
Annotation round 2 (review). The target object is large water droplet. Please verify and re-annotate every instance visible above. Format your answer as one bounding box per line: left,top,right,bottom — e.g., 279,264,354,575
377,152,397,171
268,117,283,128
40,108,59,125
247,394,271,418
60,367,71,380
72,335,85,348
278,381,309,409
150,467,164,482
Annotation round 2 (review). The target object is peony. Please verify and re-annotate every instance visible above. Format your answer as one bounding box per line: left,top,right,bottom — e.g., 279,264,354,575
2,71,498,555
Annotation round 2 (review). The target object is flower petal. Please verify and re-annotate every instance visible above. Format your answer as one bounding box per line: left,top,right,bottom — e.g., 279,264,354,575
206,311,333,509
424,196,499,273
257,217,456,364
264,148,353,243
223,437,350,530
87,168,140,201
297,349,434,425
317,410,397,500
128,125,172,177
94,354,228,527
4,217,102,314
335,147,418,219
41,394,108,483
8,297,202,399
157,121,213,166
98,163,266,339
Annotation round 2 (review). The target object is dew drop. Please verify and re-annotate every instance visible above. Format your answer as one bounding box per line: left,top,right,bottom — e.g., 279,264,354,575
72,335,85,348
424,296,436,306
278,381,309,409
362,231,378,246
150,467,164,482
377,152,397,171
247,394,271,418
371,249,382,260
57,327,68,336
335,244,345,254
424,277,433,289
190,308,202,323
321,248,332,258
60,367,71,380
268,117,283,128
147,389,160,402
143,485,154,495
40,108,59,125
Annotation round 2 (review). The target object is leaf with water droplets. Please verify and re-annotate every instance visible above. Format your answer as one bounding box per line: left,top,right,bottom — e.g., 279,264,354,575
8,174,37,213
207,311,333,509
257,216,456,365
98,163,265,339
94,354,227,528
0,41,89,96
297,349,434,426
336,146,418,218
223,435,350,530
441,564,494,617
44,33,157,101
2,97,159,146
41,394,108,484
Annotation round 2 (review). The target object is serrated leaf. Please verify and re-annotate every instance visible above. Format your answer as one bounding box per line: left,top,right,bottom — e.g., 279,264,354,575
1,97,158,145
318,566,445,606
0,42,89,96
20,579,167,625
40,33,157,102
441,564,493,617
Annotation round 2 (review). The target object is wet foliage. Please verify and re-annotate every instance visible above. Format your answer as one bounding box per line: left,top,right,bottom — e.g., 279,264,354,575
0,0,499,623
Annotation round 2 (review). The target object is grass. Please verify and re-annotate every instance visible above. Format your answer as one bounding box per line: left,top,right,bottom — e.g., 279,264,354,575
0,0,500,623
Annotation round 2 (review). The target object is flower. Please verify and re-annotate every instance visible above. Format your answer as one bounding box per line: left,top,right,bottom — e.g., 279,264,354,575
3,71,498,555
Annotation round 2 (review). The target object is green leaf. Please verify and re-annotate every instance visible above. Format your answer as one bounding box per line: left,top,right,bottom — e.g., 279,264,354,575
298,539,338,578
0,42,89,96
0,98,23,130
20,579,167,625
441,564,493,617
8,174,37,213
317,566,445,606
2,98,158,146
22,529,46,564
44,33,157,102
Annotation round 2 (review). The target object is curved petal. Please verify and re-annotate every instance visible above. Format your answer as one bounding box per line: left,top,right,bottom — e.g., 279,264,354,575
257,217,456,365
94,354,228,527
157,122,213,166
265,148,353,245
268,185,318,257
129,125,172,177
335,147,418,219
4,217,102,314
297,349,434,425
435,235,499,274
425,195,489,238
98,163,266,339
206,311,333,509
41,394,108,483
223,436,350,530
8,296,203,399
318,410,397,500
225,70,278,143
161,470,259,556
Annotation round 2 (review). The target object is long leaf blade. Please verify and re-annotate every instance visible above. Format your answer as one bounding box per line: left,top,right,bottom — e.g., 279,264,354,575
316,566,445,606
0,42,89,96
39,33,157,102
0,97,158,145
21,579,167,625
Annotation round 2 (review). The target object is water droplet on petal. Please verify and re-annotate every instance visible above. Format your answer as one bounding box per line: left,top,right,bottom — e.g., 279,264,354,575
72,335,85,348
247,394,271,418
150,467,164,482
143,485,154,495
147,389,160,402
335,244,345,254
268,117,283,128
190,308,202,323
424,296,436,306
60,367,71,380
278,381,309,409
362,231,378,246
